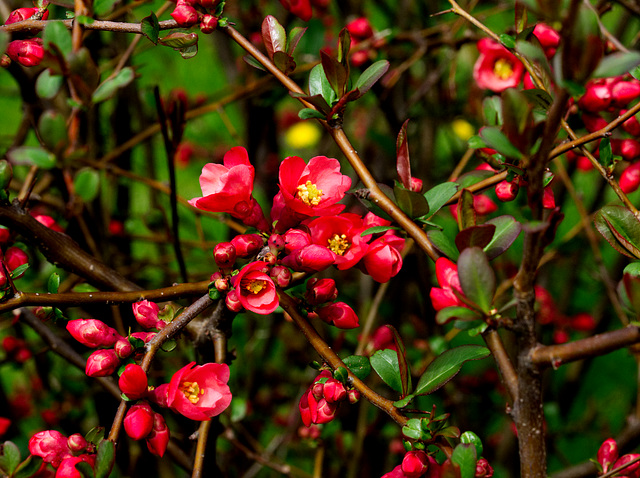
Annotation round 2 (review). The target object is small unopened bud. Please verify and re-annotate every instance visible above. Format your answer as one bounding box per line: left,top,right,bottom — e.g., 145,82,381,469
348,389,360,404
85,349,120,377
119,364,148,400
214,277,229,291
283,229,311,254
346,17,373,40
619,139,640,161
231,234,264,257
611,80,640,108
270,265,292,288
114,337,134,359
612,453,640,477
473,195,498,215
542,187,555,209
581,113,608,133
66,434,87,454
598,438,619,474
213,242,236,269
170,2,199,27
401,450,430,478
124,402,154,441
475,457,494,478
6,39,44,67
146,413,170,457
268,234,285,252
323,378,347,403
578,83,612,113
132,300,159,329
225,289,243,313
305,278,338,306
495,180,519,202
312,382,324,400
200,14,217,34
410,177,423,193
317,302,360,329
5,247,28,273
6,8,48,24
622,110,640,136
67,319,120,348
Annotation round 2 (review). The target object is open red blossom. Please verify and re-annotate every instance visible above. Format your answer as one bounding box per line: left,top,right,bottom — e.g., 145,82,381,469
277,155,352,219
231,261,279,314
473,38,524,92
306,213,369,270
166,362,232,421
429,257,465,311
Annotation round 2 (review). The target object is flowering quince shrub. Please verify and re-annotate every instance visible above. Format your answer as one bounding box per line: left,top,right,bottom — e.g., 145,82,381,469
3,1,640,478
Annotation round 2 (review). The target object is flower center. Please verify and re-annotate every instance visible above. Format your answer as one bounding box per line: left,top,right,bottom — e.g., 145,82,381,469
328,234,350,255
493,58,514,80
180,381,204,404
296,181,323,206
244,279,267,295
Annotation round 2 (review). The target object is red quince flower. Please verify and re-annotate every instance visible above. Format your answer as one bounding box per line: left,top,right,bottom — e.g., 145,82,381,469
429,257,465,311
29,430,69,467
67,319,120,348
532,23,560,58
124,402,154,440
56,455,95,478
307,213,369,270
317,301,360,329
402,450,430,478
166,362,232,421
473,38,524,93
132,300,160,329
598,438,619,474
475,457,494,478
361,233,405,283
281,244,335,273
6,38,44,67
279,0,312,21
146,413,170,457
231,261,279,314
6,8,49,24
276,155,351,220
119,364,149,400
85,349,120,377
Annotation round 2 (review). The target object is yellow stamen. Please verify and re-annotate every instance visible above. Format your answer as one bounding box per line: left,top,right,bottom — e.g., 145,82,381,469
180,381,203,404
493,58,514,80
296,181,323,206
244,279,267,295
327,234,350,255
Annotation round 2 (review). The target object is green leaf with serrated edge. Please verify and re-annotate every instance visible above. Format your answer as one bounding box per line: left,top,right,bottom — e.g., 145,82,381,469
8,146,56,169
94,439,115,478
393,394,414,408
484,215,522,260
423,182,459,218
308,64,337,106
427,229,459,261
457,247,495,313
394,185,429,219
595,206,640,259
286,26,307,56
14,455,43,478
92,67,135,104
457,189,476,231
499,33,516,49
342,355,371,381
600,137,613,170
396,119,411,189
36,70,64,100
594,51,640,78
361,225,399,236
436,306,482,325
383,325,411,397
48,272,60,294
455,224,496,252
75,460,94,478
44,21,72,58
74,168,100,202
415,345,490,396
460,431,483,457
479,127,523,160
451,443,477,478
262,15,286,61
370,349,402,393
141,12,159,45
0,441,21,475
354,60,389,96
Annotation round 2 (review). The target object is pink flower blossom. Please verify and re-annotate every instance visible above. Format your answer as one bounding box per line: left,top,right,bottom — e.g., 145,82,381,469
317,302,360,329
119,364,148,400
232,261,279,315
85,349,120,377
279,0,312,21
281,244,335,273
231,234,264,257
29,430,69,467
132,300,160,329
166,362,232,421
67,319,120,348
307,214,369,270
473,38,524,93
55,455,95,478
6,39,44,67
361,234,404,283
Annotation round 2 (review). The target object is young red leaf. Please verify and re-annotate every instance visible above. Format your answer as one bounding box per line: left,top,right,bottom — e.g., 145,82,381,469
396,119,411,190
262,15,286,61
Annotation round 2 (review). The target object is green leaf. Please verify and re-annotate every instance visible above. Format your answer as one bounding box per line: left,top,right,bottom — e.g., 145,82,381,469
631,65,640,81
414,345,490,396
423,182,459,218
14,456,43,478
451,443,477,478
243,54,266,71
74,168,100,202
354,60,389,96
44,21,72,58
384,325,411,397
141,12,159,45
84,427,105,447
38,110,68,153
309,64,337,106
0,31,8,59
94,0,117,15
0,441,21,475
522,88,553,110
482,96,502,126
92,67,135,104
361,225,400,236
75,460,95,478
286,26,307,56
455,225,496,252
468,135,487,149
8,146,56,169
48,272,60,294
393,394,415,408
370,349,402,393
94,440,115,478
342,355,371,381
297,108,324,120
394,184,430,219
594,51,640,78
457,247,495,313
396,119,411,189
457,189,476,231
460,431,483,458
599,137,613,171
499,33,516,49
436,306,482,325
159,33,199,59
594,205,640,259
262,15,286,60
321,50,348,97
484,215,522,260
36,69,64,100
427,229,459,261
161,339,177,352
273,51,296,75
479,126,523,160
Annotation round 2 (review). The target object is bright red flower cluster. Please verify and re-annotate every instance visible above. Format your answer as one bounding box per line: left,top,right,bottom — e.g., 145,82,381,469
29,430,95,477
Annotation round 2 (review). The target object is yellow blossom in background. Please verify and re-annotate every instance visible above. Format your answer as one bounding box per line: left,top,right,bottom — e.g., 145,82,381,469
284,121,322,149
451,118,475,141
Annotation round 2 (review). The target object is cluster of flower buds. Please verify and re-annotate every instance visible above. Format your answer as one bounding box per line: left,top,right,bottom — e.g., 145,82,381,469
170,0,221,33
382,451,493,478
597,438,640,477
123,400,169,456
298,369,360,427
29,430,95,476
305,278,359,328
2,8,49,67
534,286,596,344
2,335,32,363
346,17,381,67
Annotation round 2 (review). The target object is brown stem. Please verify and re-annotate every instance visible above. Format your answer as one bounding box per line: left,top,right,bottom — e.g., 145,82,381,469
0,18,179,34
530,326,640,367
191,421,212,478
482,328,518,403
277,290,408,427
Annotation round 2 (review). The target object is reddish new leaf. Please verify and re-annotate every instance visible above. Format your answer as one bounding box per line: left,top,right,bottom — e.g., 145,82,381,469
384,325,411,398
262,15,286,61
396,119,411,190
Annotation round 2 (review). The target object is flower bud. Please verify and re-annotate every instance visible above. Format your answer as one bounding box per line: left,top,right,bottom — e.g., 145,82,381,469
401,450,430,478
314,398,338,424
119,364,148,400
6,8,48,24
348,389,360,404
67,319,120,348
114,337,134,359
598,438,619,473
6,39,44,67
410,177,423,193
268,233,285,252
231,234,264,257
347,17,373,40
533,23,560,58
473,195,498,215
613,453,640,477
495,180,519,202
281,244,334,273
622,110,640,136
130,331,156,343
305,278,338,306
5,247,28,273
200,14,217,34
311,382,324,400
213,242,236,269
270,265,292,288
146,413,170,457
475,457,494,477
132,300,160,329
124,402,154,440
66,434,87,454
578,82,612,112
611,80,640,108
317,302,360,329
85,349,120,377
542,186,555,209
323,378,346,403
170,2,199,27
619,139,640,161
282,228,311,254
298,391,313,427
581,113,608,133
29,430,68,467
225,289,243,313
622,163,640,193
